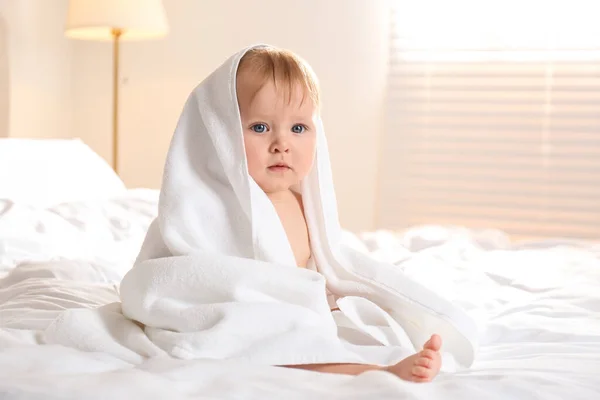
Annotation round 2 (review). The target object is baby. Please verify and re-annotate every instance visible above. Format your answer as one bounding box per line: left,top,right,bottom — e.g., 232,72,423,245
235,47,442,382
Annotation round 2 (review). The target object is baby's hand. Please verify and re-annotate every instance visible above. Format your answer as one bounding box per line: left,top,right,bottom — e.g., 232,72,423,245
384,334,442,383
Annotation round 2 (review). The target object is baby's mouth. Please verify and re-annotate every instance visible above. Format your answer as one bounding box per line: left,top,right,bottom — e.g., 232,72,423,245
268,162,291,171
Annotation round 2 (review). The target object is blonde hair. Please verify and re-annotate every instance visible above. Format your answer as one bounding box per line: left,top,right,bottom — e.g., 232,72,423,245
237,46,320,109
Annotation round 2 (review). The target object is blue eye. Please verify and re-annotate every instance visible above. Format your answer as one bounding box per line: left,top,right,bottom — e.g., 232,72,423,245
292,124,306,134
251,124,267,133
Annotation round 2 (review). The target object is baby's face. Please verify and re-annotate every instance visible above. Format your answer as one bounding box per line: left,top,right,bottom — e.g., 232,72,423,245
237,75,317,195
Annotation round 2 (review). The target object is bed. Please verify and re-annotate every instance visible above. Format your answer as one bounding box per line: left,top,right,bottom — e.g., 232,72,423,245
0,139,598,399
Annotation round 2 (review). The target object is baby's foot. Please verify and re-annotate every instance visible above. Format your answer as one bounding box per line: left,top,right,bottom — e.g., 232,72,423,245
384,334,442,383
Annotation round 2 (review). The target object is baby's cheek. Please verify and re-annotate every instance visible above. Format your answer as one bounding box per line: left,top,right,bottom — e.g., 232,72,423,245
296,144,316,172
247,160,264,183
300,154,317,177
244,155,262,183
243,142,261,168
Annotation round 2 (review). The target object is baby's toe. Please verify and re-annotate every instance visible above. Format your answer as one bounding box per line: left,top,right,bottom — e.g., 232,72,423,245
429,334,442,350
415,357,431,368
412,376,432,383
412,366,430,378
421,349,437,360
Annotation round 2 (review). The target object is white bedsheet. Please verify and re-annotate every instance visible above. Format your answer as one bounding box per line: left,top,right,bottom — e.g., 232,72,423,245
0,188,158,279
0,195,598,399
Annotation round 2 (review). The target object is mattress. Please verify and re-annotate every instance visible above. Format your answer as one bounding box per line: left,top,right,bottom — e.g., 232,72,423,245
0,192,598,399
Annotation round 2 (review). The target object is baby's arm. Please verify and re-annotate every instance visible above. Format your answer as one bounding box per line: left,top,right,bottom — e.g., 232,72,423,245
283,334,442,383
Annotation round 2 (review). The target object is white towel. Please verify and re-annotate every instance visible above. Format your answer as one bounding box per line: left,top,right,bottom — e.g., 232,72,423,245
46,44,478,369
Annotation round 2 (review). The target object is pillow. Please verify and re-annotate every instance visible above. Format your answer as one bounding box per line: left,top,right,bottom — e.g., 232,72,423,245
0,138,126,207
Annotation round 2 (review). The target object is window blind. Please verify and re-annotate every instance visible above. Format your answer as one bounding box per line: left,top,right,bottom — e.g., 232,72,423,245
377,1,600,240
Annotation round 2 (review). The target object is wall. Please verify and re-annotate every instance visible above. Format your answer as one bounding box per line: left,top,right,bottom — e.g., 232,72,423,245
0,7,7,137
71,0,390,231
1,0,390,232
0,0,72,139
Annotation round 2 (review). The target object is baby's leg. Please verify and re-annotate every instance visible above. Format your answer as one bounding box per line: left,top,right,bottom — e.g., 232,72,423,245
283,334,443,383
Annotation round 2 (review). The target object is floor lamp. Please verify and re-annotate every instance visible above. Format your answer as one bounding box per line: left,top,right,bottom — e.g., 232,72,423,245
65,0,168,174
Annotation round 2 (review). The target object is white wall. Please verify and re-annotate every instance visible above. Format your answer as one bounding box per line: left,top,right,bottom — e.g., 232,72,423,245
2,0,390,232
0,7,7,137
0,0,72,139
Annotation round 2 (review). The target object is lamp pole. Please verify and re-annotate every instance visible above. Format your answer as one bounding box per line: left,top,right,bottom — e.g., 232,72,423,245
111,28,123,173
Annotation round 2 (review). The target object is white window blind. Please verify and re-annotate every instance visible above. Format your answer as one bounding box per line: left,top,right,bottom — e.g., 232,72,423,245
378,0,600,240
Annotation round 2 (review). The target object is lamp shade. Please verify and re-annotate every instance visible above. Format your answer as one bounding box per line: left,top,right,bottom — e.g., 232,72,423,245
65,0,168,41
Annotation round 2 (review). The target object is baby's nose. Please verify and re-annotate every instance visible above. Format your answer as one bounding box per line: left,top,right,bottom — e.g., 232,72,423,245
271,137,290,153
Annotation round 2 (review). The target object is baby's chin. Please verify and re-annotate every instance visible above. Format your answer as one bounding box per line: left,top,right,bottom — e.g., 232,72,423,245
259,183,296,195
254,178,301,195
249,168,312,195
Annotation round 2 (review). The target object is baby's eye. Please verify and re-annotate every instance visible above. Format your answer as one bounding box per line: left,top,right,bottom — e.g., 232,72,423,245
291,124,306,134
251,124,267,133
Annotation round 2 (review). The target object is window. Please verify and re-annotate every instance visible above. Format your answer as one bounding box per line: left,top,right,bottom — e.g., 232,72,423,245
377,0,600,240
